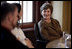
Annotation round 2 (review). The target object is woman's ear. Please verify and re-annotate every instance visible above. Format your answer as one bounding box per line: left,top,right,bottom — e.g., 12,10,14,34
41,10,43,16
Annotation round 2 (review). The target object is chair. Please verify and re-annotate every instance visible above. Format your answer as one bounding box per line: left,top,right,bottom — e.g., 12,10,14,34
34,20,48,48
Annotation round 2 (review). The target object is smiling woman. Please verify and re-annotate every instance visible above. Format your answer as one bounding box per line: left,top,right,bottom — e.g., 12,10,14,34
38,3,63,42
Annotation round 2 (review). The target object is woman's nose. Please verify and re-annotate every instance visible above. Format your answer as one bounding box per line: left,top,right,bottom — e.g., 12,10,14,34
45,12,48,16
45,11,49,14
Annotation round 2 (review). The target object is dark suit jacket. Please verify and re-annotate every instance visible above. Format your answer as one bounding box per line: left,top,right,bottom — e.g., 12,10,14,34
1,26,28,48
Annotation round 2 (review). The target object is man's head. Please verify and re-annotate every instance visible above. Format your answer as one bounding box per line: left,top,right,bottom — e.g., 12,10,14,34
13,3,22,20
13,3,22,27
1,3,18,29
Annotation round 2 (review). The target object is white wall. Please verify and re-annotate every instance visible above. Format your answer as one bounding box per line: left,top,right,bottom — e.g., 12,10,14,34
52,1,63,28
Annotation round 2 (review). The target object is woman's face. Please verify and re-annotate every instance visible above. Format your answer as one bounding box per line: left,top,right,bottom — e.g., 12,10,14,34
41,8,51,20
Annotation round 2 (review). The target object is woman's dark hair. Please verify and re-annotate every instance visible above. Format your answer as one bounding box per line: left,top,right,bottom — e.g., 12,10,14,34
13,3,21,13
40,3,53,14
1,3,17,21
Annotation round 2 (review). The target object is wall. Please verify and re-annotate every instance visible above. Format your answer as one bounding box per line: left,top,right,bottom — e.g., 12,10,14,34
52,1,71,34
62,1,71,34
52,1,63,29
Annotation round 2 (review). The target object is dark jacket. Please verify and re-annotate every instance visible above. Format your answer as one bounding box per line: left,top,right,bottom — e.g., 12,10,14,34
1,26,28,48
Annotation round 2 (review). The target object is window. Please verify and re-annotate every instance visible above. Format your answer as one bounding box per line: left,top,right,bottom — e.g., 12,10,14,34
7,1,20,3
7,1,33,23
23,1,33,23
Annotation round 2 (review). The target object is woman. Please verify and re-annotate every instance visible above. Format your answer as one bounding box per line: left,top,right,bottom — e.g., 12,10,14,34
39,3,63,42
